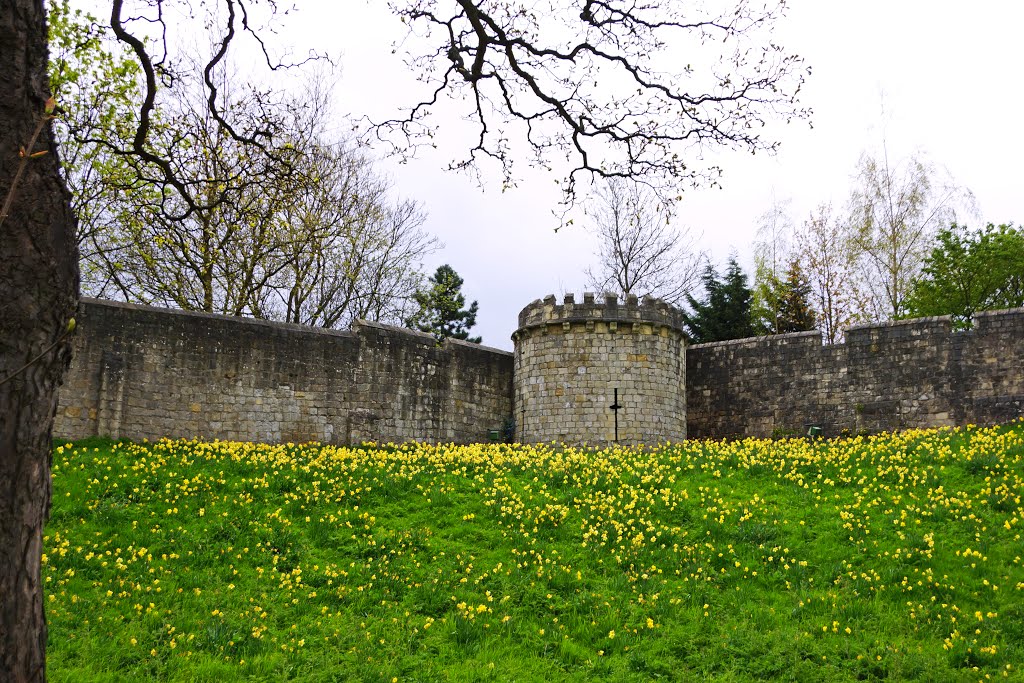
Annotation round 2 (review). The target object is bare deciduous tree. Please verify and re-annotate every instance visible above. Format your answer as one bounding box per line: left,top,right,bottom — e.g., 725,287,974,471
103,82,298,313
795,203,863,345
54,25,438,328
585,178,705,305
848,148,974,321
261,143,438,329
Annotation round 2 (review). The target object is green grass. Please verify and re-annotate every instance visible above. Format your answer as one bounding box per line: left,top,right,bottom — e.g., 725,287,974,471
45,423,1024,681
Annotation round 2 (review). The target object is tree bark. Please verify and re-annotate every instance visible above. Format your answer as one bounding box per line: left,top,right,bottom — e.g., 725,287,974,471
0,1,79,681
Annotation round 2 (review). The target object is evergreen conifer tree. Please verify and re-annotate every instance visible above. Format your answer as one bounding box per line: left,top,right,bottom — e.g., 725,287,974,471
775,258,817,333
406,265,482,343
681,257,755,343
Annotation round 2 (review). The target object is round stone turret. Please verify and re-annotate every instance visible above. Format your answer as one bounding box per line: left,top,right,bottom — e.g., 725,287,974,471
511,293,687,445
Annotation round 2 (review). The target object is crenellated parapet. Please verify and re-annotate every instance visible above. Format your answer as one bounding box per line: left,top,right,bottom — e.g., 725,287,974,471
513,293,687,342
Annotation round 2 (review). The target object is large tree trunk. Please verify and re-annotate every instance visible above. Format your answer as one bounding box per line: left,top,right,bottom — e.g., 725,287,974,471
0,1,79,681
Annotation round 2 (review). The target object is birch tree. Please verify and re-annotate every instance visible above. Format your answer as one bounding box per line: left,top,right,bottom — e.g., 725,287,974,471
751,198,794,334
847,149,974,321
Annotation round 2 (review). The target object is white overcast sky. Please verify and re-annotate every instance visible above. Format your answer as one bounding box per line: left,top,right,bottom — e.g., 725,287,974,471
205,1,1024,348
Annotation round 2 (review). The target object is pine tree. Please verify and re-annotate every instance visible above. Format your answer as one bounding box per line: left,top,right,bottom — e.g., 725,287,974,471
406,265,482,343
681,257,755,343
775,258,817,333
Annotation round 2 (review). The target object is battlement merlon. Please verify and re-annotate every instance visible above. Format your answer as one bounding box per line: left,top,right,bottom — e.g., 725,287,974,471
514,292,687,336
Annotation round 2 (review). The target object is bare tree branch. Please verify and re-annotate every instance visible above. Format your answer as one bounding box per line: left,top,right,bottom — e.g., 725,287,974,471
104,0,325,222
585,177,705,305
377,0,810,214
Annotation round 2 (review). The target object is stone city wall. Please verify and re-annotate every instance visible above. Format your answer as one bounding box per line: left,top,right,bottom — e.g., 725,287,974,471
513,293,687,445
54,298,1024,446
54,298,514,444
686,308,1024,439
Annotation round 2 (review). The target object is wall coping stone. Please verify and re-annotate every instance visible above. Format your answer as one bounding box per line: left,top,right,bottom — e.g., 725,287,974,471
846,314,953,333
354,319,513,356
973,306,1024,320
688,330,820,350
80,297,356,339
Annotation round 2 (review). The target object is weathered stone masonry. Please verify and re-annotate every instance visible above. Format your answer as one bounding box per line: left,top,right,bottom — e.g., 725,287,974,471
54,299,513,444
55,298,1024,444
686,308,1024,438
512,293,686,445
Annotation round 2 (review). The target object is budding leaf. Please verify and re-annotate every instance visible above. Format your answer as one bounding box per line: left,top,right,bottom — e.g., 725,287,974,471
44,96,57,114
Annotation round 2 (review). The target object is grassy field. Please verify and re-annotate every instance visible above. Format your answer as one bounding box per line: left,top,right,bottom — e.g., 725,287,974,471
45,424,1024,682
